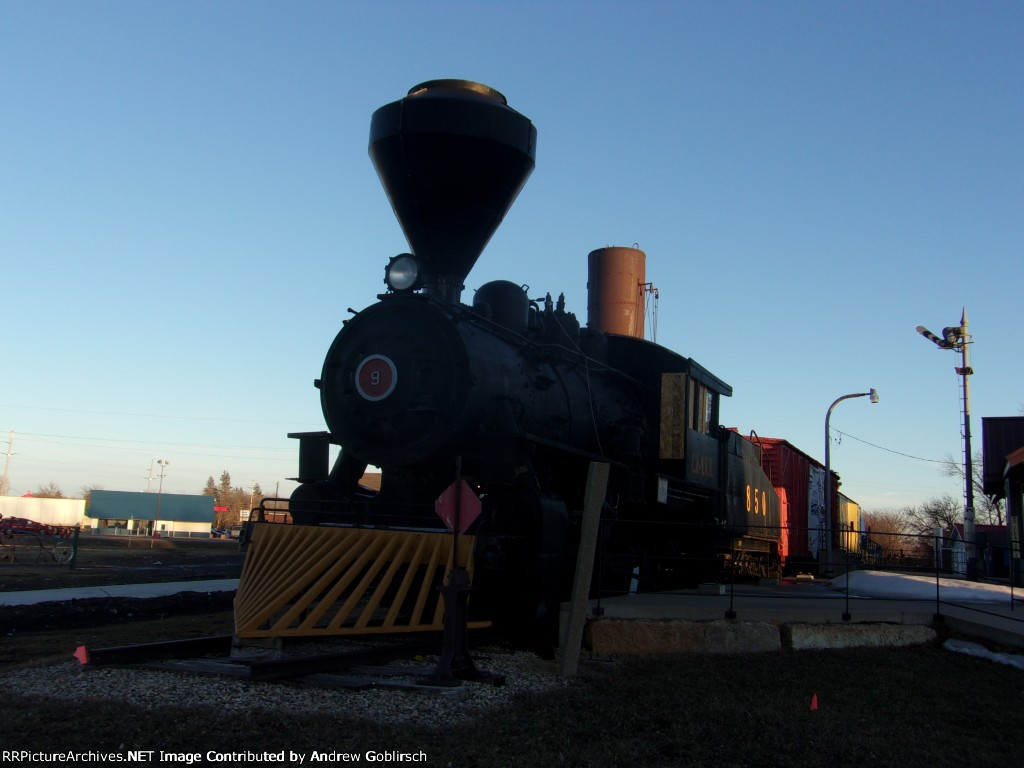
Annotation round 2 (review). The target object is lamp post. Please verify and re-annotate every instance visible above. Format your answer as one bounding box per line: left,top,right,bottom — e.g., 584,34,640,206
152,459,169,549
824,389,879,575
917,308,975,577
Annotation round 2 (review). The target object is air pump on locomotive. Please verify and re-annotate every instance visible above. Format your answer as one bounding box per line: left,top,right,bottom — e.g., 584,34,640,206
239,80,780,636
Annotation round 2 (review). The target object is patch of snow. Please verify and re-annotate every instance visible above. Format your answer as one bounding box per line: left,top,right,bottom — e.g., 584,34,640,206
944,639,1024,671
832,570,1020,603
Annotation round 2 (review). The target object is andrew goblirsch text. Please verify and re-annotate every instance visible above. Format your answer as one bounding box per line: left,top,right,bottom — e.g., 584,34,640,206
2,749,428,764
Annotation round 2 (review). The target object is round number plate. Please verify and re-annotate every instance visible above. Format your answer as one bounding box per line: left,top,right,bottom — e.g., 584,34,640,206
354,354,398,401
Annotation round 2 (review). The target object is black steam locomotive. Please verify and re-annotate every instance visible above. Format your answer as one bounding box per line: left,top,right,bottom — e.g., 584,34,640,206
281,80,780,628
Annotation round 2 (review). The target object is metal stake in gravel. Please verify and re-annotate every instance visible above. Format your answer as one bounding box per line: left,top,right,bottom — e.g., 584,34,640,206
425,459,502,687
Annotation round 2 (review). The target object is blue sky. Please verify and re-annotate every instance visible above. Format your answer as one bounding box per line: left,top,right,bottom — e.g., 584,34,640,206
2,1,1021,512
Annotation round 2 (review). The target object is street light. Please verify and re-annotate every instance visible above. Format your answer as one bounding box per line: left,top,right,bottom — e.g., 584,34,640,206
917,308,975,577
152,459,169,549
823,389,879,575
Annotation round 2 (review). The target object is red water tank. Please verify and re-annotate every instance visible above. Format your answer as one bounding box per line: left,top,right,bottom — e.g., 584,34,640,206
586,246,646,338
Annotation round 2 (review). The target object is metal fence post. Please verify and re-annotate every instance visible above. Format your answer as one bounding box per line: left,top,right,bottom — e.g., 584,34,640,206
843,533,851,621
934,528,943,623
725,553,737,620
68,525,80,570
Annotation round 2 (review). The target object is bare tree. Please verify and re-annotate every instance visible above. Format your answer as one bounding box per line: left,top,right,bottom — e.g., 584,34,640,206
905,493,963,537
79,485,103,504
861,496,966,563
862,508,919,560
941,451,1004,525
863,508,911,537
34,482,64,498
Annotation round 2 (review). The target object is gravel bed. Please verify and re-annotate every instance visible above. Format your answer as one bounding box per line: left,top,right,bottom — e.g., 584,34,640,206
0,648,568,726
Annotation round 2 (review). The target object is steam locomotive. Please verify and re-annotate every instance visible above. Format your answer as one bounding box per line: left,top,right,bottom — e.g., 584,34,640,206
269,80,780,630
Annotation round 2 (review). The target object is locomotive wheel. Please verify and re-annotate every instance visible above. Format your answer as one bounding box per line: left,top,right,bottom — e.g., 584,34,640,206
470,488,573,645
728,549,781,581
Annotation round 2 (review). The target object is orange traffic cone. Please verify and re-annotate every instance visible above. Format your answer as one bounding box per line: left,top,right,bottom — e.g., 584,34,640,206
810,693,819,711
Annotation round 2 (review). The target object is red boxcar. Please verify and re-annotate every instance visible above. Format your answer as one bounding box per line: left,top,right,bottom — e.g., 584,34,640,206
751,437,845,572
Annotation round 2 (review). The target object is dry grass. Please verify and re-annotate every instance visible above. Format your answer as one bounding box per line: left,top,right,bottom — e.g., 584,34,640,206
2,620,1024,766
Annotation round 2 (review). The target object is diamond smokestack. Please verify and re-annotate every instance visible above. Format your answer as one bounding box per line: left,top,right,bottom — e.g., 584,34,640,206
369,80,537,303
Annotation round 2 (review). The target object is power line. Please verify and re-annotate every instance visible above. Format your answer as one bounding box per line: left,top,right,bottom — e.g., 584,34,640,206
830,428,946,464
0,403,309,426
0,430,302,453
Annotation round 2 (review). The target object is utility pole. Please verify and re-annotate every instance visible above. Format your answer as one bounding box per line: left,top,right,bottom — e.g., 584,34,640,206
959,309,976,577
152,459,169,548
0,431,14,497
917,308,975,578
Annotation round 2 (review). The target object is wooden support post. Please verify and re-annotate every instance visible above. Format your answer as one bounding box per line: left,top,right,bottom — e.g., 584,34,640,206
559,461,610,678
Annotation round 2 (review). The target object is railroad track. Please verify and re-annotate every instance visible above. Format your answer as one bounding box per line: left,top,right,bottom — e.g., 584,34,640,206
72,630,507,693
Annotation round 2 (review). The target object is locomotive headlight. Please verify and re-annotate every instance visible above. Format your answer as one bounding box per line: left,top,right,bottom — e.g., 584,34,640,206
385,253,422,292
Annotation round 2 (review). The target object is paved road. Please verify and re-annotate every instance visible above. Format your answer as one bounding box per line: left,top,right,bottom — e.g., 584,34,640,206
0,579,239,606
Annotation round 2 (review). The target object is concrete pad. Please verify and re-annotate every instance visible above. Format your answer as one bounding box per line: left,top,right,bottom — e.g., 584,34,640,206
782,622,936,651
698,583,726,595
585,618,781,655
